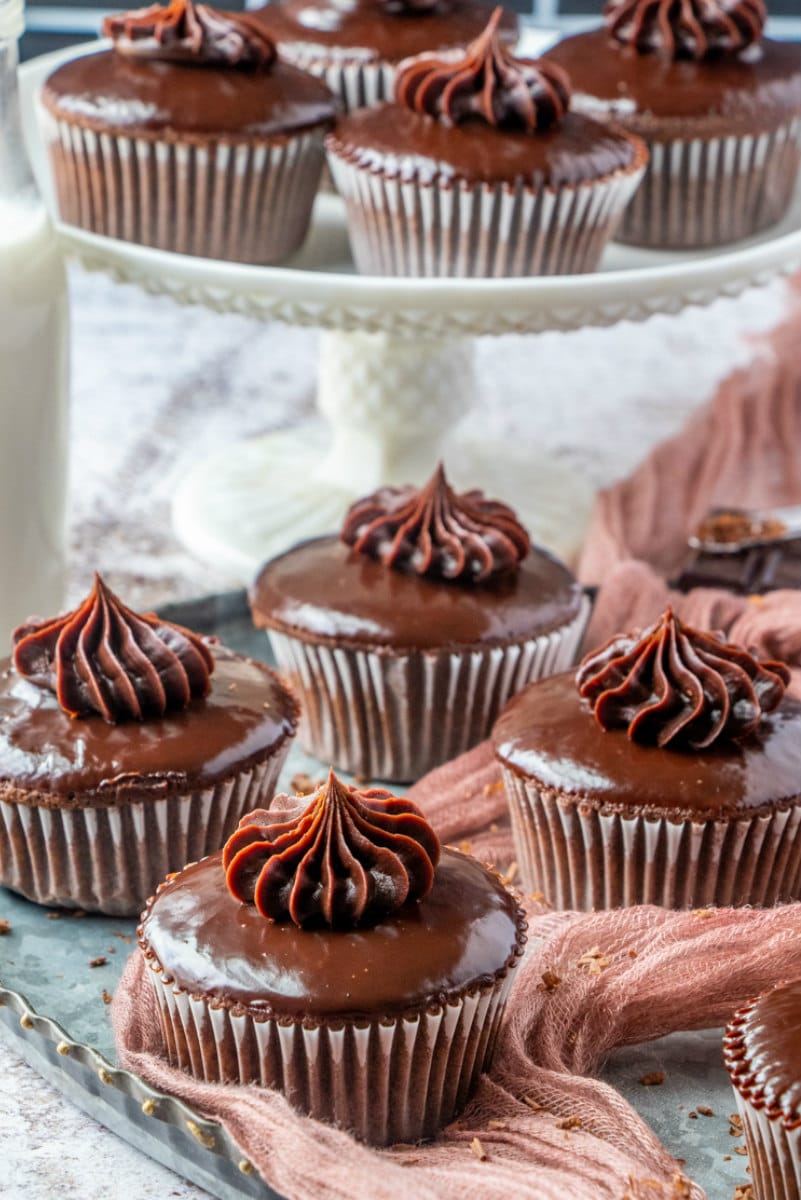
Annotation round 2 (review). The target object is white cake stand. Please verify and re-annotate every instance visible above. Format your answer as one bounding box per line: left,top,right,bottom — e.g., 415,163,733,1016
20,44,801,573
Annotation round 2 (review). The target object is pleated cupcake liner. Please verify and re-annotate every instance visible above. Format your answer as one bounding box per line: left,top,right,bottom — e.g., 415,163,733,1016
617,117,801,249
265,597,590,783
144,949,518,1145
0,747,290,916
40,106,326,264
502,771,801,910
273,47,398,114
725,1004,801,1200
326,143,647,276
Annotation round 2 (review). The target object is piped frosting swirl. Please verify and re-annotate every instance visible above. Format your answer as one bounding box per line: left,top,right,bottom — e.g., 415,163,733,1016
103,0,276,68
603,0,766,60
576,607,790,749
341,463,531,583
13,574,215,723
395,7,571,131
223,771,441,928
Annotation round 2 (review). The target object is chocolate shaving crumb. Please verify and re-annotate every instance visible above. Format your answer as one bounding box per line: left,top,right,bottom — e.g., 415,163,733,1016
46,912,61,919
732,1186,754,1200
290,773,318,796
696,1105,714,1117
628,948,638,959
88,956,108,968
470,1137,488,1162
576,946,611,974
640,1072,665,1087
723,1155,731,1162
482,780,504,796
459,840,473,855
539,970,561,993
730,1114,743,1127
693,908,714,919
522,1096,542,1112
688,1112,698,1120
0,919,10,935
487,1120,507,1131
734,1143,748,1155
557,1116,582,1131
501,861,518,885
101,990,113,1005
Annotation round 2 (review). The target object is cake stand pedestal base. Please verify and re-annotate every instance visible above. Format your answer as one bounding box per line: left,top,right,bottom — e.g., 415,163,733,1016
172,329,594,579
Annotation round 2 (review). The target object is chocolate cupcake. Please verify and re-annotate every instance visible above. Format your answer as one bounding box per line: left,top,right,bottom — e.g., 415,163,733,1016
545,0,801,249
724,980,801,1200
251,0,517,114
326,10,647,277
250,464,589,781
139,771,526,1145
40,0,337,263
0,576,298,915
493,607,801,910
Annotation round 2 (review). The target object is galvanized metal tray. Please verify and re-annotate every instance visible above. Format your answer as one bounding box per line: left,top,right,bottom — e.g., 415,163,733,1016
0,593,749,1199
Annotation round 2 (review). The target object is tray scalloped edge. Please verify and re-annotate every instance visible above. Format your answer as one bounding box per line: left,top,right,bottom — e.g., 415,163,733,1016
0,978,280,1200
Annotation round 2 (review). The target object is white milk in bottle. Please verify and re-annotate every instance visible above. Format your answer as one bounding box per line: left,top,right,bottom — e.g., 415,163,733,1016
0,0,69,643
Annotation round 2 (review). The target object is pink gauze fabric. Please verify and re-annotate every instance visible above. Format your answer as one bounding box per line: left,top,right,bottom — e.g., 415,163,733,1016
112,284,801,1199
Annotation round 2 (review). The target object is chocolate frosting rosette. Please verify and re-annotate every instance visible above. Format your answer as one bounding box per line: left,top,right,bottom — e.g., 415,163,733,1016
0,575,298,914
544,0,801,248
492,607,801,910
325,9,648,277
40,0,337,262
250,463,589,781
138,770,527,1144
249,0,518,115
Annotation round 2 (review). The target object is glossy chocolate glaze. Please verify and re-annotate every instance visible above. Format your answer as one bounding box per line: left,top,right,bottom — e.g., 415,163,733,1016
546,30,801,136
251,0,518,65
726,980,801,1124
42,48,337,138
141,846,524,1018
493,670,801,819
0,646,298,805
250,534,583,650
328,105,640,186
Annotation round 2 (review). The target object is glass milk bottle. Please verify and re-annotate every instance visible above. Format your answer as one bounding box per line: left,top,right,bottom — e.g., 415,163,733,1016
0,0,69,643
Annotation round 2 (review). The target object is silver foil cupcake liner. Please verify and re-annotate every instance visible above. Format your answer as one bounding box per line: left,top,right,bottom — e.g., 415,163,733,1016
266,597,590,782
0,749,289,916
502,772,801,910
617,117,801,249
40,108,326,264
326,145,646,276
145,953,518,1145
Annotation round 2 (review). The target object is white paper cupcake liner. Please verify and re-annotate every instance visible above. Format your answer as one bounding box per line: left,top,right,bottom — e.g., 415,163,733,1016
145,950,517,1145
40,106,326,264
733,1092,801,1200
266,596,589,782
274,46,398,114
502,771,801,910
0,748,290,916
618,117,801,249
326,143,646,276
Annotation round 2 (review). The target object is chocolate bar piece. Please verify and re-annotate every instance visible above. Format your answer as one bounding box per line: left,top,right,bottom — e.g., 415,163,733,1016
674,507,801,594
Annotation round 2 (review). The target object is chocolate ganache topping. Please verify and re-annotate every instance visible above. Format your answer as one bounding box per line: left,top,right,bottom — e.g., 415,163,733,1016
395,7,571,131
341,463,530,583
604,0,766,60
103,0,276,68
223,770,441,928
13,574,215,723
575,607,790,749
